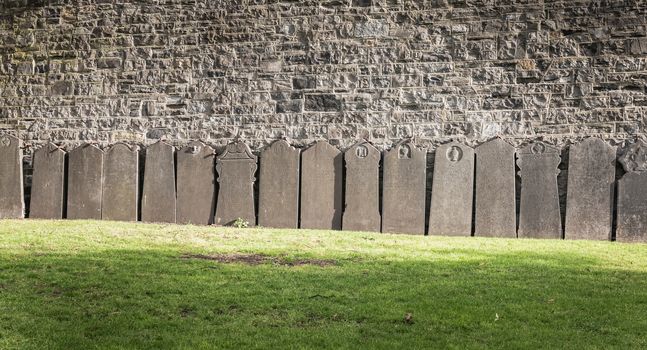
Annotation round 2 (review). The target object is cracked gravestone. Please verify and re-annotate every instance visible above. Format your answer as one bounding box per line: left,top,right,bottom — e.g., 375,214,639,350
141,141,176,223
258,140,300,228
214,141,257,226
474,138,516,237
616,141,647,242
517,142,562,239
67,144,103,220
299,141,343,230
29,143,65,219
428,142,474,236
176,141,216,225
382,141,426,235
565,138,615,240
102,143,139,222
342,140,381,232
0,135,24,219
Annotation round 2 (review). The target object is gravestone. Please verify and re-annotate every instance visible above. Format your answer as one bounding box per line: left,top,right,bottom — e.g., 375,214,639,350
616,141,647,242
517,142,562,239
0,135,24,219
67,144,103,220
258,140,300,228
342,140,381,232
30,143,65,219
214,141,257,226
176,141,216,225
141,141,176,223
428,142,474,236
564,138,616,240
102,143,139,222
474,138,516,237
381,141,426,235
299,141,343,230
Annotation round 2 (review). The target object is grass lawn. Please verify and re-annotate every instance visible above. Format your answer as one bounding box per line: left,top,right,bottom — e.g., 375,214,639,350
1,220,646,349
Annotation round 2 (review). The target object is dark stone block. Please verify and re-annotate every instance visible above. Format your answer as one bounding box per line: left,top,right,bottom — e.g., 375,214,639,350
102,143,139,222
300,141,343,230
258,140,300,228
67,144,103,220
382,141,426,235
305,94,342,112
30,143,64,219
141,141,176,223
292,76,316,90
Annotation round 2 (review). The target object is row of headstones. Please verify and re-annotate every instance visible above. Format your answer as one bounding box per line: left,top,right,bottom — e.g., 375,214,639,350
0,134,646,242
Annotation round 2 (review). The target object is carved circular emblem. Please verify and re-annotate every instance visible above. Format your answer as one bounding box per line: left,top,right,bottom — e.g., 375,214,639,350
0,136,11,147
234,143,245,153
398,144,411,159
446,146,462,162
189,145,200,154
531,142,545,154
356,145,368,158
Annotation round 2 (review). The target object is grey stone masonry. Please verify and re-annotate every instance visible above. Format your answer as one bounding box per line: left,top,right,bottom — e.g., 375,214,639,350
1,1,646,153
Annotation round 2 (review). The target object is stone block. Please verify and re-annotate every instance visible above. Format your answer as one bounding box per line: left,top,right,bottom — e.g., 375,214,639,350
258,140,300,229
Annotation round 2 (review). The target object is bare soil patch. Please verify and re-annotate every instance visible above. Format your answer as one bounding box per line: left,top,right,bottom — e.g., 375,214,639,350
180,253,337,267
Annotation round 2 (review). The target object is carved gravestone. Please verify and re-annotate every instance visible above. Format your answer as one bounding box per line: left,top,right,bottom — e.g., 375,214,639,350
474,138,516,237
141,141,176,223
300,141,343,230
0,135,24,219
258,140,300,228
343,140,381,232
176,141,216,225
382,141,426,235
102,143,139,222
30,143,65,219
616,141,647,242
67,144,103,220
214,142,257,226
517,142,562,239
428,142,474,236
565,138,616,240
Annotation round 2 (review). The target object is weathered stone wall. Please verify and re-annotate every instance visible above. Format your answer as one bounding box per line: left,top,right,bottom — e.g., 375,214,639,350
1,0,647,153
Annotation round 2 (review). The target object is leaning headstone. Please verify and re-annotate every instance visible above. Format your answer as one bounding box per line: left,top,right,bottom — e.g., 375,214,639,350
102,143,139,222
67,143,103,220
428,142,474,236
30,143,65,219
141,141,176,223
214,141,257,226
300,141,343,230
0,135,24,219
517,142,562,239
343,140,381,232
474,138,516,237
176,141,216,225
616,141,647,243
258,140,300,228
565,138,616,240
381,141,426,235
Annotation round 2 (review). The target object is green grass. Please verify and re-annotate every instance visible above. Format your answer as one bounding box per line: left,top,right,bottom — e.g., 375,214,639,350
1,220,646,349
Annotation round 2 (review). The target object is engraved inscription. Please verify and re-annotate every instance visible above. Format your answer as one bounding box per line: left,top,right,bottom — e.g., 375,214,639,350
356,145,368,158
398,144,411,159
446,146,462,162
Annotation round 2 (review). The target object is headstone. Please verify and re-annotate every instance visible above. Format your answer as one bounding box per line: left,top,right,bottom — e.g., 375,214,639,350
564,138,616,240
0,135,24,219
258,140,300,228
214,141,257,226
616,141,647,242
176,141,216,225
102,143,139,222
474,138,516,237
67,144,103,220
342,140,381,232
29,143,65,219
428,142,474,236
141,141,176,223
299,141,343,230
517,142,562,239
381,141,426,235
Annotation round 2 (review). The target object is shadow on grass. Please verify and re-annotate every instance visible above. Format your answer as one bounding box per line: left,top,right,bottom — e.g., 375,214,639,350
0,249,646,349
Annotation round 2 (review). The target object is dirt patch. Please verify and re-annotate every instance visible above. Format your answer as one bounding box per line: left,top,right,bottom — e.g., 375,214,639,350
180,253,337,267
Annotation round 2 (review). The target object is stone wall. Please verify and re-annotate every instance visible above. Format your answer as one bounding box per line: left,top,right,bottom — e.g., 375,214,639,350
1,0,647,153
